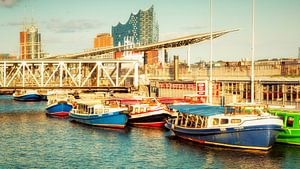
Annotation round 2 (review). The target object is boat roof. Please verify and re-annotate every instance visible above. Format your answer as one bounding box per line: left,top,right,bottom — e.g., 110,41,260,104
168,104,224,116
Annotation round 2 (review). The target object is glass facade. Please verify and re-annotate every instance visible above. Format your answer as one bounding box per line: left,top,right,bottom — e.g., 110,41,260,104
112,5,159,47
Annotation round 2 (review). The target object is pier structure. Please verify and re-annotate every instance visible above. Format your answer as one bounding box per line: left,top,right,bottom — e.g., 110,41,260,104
148,58,300,109
0,59,139,92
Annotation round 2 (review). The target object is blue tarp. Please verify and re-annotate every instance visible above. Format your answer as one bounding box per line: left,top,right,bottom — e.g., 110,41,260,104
168,104,224,116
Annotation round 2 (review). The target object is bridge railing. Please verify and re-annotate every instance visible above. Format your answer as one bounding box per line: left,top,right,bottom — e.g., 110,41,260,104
0,60,139,89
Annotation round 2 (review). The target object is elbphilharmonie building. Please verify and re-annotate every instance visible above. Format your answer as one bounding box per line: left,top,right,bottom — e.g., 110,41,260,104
112,5,159,47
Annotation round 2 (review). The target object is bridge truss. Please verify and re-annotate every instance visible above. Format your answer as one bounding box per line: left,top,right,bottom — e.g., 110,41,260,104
0,60,139,90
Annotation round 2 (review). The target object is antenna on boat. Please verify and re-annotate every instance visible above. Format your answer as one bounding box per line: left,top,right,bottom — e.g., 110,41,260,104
209,0,213,105
251,0,255,103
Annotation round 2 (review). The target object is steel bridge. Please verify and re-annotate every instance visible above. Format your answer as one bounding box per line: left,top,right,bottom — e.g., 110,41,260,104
0,59,139,91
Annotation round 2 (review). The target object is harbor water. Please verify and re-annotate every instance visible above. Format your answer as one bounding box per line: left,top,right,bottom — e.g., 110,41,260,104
0,95,300,168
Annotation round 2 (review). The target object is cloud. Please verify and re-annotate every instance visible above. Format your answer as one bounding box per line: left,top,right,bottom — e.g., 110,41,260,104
45,18,104,33
2,21,23,27
0,0,20,8
182,25,206,31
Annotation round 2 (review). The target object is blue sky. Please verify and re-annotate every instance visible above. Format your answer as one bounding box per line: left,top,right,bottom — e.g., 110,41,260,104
0,0,299,62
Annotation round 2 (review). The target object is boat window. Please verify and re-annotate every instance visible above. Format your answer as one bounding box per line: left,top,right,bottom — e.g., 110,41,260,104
104,109,109,113
287,116,294,127
220,119,229,125
231,119,241,124
134,107,139,113
213,118,219,125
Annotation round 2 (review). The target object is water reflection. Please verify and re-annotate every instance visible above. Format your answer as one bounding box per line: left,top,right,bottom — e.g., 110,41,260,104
166,135,286,169
1,95,300,168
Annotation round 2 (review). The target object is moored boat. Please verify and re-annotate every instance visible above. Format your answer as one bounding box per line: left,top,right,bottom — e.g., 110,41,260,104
69,102,128,129
128,98,170,127
269,109,300,145
166,103,283,150
46,91,74,117
13,90,45,102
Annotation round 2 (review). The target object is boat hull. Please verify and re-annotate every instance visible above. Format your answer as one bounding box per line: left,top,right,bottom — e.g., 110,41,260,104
128,113,170,128
13,94,43,102
46,102,73,117
166,123,282,150
69,112,128,129
276,129,300,145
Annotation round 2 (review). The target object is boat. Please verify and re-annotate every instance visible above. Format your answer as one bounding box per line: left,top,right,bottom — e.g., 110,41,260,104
13,90,46,102
128,98,171,127
165,103,283,150
45,91,74,117
269,109,300,145
69,101,128,129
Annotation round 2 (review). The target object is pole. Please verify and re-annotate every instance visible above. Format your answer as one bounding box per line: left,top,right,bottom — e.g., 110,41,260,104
251,0,255,103
209,0,213,105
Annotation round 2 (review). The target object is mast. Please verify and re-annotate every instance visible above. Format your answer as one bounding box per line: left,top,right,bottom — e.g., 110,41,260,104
209,0,213,105
251,0,255,103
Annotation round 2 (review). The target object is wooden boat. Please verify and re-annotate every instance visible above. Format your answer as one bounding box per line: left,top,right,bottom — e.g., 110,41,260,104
269,109,300,145
69,101,128,129
46,91,74,117
13,90,46,102
166,103,283,150
128,98,170,127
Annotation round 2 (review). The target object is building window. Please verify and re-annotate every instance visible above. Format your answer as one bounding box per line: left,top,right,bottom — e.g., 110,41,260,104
287,116,294,127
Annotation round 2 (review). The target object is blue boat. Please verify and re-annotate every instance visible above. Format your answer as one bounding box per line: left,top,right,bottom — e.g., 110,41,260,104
46,101,73,117
45,92,74,117
13,90,44,102
69,102,128,129
166,103,283,150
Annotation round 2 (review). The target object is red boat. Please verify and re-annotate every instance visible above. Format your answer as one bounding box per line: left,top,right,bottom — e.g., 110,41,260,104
127,98,170,128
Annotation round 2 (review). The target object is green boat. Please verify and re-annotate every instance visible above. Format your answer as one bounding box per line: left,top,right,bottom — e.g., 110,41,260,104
269,109,300,145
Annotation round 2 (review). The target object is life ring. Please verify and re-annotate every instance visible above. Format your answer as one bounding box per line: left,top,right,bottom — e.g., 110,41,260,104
72,101,77,108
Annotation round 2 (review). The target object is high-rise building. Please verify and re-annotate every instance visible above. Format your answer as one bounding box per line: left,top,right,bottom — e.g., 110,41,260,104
20,24,42,60
94,33,113,48
112,5,159,47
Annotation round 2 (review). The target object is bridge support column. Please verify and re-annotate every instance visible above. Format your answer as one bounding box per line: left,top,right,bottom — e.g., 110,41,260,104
3,62,6,87
187,45,191,72
162,48,165,68
60,62,63,87
134,62,139,88
78,62,81,87
22,61,25,87
41,62,44,87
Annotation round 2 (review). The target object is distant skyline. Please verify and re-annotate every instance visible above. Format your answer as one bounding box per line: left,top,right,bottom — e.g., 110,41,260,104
0,0,299,62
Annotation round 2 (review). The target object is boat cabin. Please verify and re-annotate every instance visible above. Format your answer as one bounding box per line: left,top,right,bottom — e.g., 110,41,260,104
129,104,152,115
270,110,300,129
74,103,110,115
183,95,207,104
224,103,267,116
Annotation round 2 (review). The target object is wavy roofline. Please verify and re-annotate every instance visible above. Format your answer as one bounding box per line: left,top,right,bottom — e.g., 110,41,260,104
112,5,154,28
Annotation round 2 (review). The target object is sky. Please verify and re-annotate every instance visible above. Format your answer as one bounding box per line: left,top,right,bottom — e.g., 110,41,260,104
0,0,299,63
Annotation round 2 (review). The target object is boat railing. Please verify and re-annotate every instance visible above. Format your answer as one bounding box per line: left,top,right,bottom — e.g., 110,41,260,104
171,112,208,128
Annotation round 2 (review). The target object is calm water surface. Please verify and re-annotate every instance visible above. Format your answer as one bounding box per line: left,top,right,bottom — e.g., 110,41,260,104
0,95,299,168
